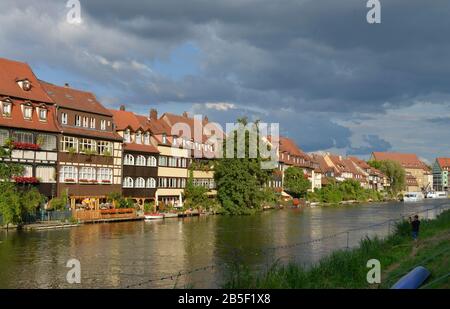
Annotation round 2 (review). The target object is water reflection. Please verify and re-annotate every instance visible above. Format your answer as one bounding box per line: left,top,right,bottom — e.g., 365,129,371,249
0,199,448,288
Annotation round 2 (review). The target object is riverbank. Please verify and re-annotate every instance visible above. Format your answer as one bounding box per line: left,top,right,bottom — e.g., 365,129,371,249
223,209,450,288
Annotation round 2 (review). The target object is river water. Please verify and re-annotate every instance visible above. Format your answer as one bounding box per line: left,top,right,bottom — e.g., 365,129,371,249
0,199,448,288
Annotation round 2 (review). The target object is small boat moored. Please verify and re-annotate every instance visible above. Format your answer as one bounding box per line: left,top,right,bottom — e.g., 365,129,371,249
162,212,178,219
402,192,424,202
144,213,164,220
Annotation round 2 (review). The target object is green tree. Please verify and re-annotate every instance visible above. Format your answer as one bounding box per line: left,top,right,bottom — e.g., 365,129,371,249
370,160,405,194
214,118,272,215
0,139,44,227
283,167,311,198
184,170,208,211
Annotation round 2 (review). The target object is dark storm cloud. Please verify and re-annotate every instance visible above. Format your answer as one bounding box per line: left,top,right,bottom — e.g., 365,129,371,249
347,134,392,156
1,0,449,157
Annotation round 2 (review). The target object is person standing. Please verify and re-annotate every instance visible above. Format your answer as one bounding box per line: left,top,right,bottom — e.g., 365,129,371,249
409,215,420,241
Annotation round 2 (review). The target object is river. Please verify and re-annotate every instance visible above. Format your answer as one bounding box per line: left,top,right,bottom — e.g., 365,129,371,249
0,199,448,288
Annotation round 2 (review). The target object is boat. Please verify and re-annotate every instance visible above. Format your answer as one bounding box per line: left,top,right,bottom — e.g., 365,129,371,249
162,212,178,219
402,192,424,202
426,191,448,199
144,213,164,220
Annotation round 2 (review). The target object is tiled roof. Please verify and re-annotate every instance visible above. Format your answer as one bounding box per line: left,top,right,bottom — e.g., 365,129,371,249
162,112,224,143
60,125,122,141
0,98,60,133
110,109,144,131
436,157,450,170
41,81,113,116
372,152,428,170
0,58,53,103
123,142,159,154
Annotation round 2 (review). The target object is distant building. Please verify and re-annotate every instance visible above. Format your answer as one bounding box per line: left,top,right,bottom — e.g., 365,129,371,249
371,152,431,192
433,158,450,191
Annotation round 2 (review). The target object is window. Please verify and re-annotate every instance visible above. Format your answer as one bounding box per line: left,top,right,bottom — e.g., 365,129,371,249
168,157,177,167
136,155,146,166
79,138,96,153
82,116,89,128
97,168,112,183
135,131,142,144
148,156,157,167
61,113,68,125
181,178,186,188
75,115,81,126
37,134,57,151
158,156,167,166
23,106,32,119
38,108,47,121
147,178,156,188
97,141,112,155
162,133,167,144
123,177,134,188
0,129,9,146
181,158,187,168
59,166,78,182
60,136,77,152
36,166,56,183
22,165,33,177
158,177,167,188
135,177,145,188
124,154,135,165
144,132,150,145
124,129,131,143
2,101,12,116
100,120,106,131
13,131,33,144
79,167,96,181
90,117,96,129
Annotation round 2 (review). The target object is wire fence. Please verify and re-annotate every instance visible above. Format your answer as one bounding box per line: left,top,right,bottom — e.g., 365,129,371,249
123,203,450,289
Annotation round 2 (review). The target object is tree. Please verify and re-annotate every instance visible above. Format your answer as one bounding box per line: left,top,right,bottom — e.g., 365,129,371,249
370,160,405,194
0,139,44,227
214,118,272,215
184,170,209,211
283,167,311,198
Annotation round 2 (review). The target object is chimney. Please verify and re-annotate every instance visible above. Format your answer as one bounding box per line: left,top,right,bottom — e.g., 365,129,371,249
182,111,188,118
64,83,70,88
119,105,126,111
150,108,158,120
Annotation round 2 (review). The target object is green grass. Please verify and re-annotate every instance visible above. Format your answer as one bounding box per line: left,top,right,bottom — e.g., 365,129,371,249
222,210,450,289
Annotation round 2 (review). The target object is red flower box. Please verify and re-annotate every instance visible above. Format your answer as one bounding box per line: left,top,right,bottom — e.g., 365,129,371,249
101,180,111,184
64,178,75,183
14,176,39,184
12,142,41,150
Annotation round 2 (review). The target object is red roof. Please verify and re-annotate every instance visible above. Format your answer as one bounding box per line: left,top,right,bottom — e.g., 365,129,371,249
372,152,428,170
436,157,450,170
110,109,144,131
123,143,159,154
0,58,53,103
0,99,60,133
41,81,112,116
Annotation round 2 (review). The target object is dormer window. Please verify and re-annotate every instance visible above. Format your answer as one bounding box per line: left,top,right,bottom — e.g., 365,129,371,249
38,108,47,121
100,120,106,131
162,133,167,144
17,79,32,91
75,115,81,126
90,117,96,129
1,100,12,117
136,131,142,144
124,129,131,143
22,104,33,120
144,132,150,145
83,116,89,128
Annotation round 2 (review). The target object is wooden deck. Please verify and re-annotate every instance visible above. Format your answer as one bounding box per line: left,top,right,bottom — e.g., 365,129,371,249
73,209,143,223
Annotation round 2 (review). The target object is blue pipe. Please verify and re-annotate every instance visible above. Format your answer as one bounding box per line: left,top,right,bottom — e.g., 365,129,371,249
391,266,431,289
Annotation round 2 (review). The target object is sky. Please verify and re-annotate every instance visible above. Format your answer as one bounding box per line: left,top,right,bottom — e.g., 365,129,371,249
0,0,449,162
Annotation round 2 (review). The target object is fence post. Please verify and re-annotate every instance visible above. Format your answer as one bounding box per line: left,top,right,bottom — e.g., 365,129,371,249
346,231,350,249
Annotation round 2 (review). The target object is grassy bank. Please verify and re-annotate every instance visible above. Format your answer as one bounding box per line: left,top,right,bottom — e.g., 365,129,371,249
223,209,450,289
